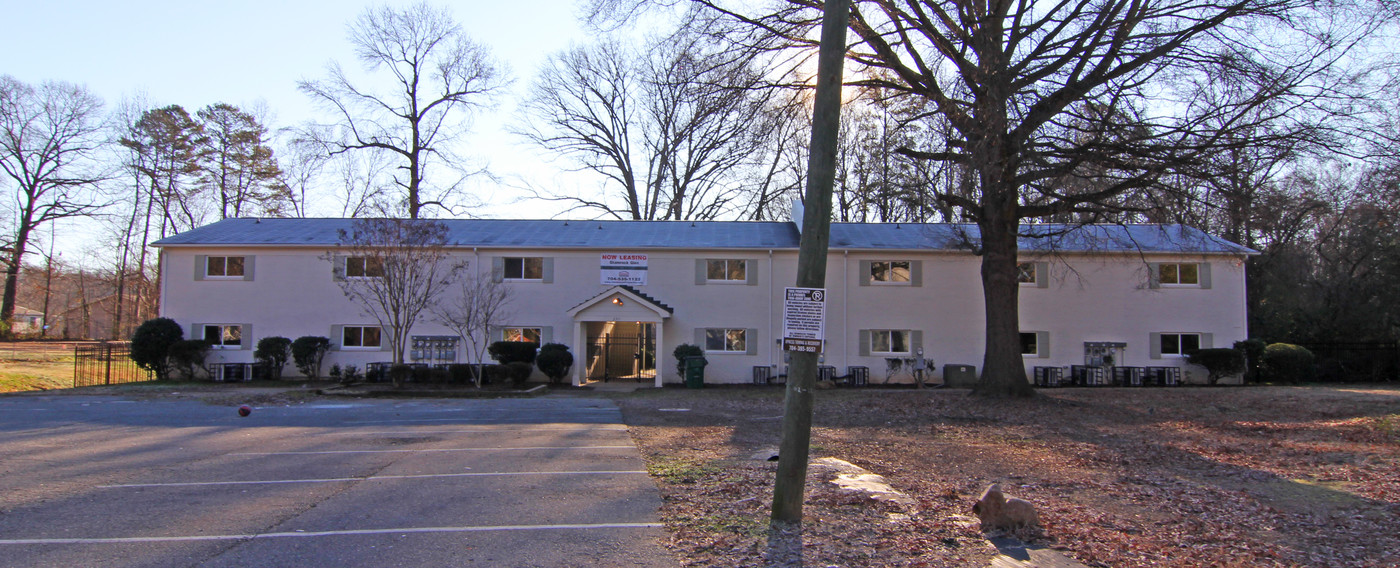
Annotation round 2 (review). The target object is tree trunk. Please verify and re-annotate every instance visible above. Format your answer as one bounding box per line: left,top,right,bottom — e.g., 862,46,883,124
974,207,1035,397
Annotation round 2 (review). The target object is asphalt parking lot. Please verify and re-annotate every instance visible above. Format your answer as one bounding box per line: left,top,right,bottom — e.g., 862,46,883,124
0,394,677,567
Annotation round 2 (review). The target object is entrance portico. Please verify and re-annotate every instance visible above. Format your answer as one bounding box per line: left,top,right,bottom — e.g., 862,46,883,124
566,286,674,387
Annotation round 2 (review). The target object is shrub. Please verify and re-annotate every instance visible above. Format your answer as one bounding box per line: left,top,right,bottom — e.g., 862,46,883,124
428,367,450,383
447,363,475,384
290,336,331,378
1234,339,1267,383
389,364,413,387
673,343,704,379
167,339,211,380
130,317,185,381
488,341,538,365
342,365,360,382
412,365,432,383
504,361,534,388
537,343,574,385
254,336,292,379
1263,343,1315,383
1186,348,1247,385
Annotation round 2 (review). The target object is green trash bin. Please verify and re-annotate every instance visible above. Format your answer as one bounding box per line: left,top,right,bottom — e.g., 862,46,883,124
684,356,708,388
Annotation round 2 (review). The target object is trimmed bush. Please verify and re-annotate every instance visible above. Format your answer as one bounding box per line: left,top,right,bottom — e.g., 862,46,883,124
1263,343,1315,383
254,336,292,379
1187,348,1247,385
389,364,413,387
290,336,331,378
504,361,534,388
1234,339,1267,383
537,343,574,385
673,343,704,379
447,363,475,384
130,317,185,381
167,339,211,380
488,341,538,365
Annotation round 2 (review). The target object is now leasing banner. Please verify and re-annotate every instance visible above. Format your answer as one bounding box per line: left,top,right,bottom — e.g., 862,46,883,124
600,253,648,285
782,287,826,353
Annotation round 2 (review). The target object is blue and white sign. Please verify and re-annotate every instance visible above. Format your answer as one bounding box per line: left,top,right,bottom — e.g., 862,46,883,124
601,253,648,285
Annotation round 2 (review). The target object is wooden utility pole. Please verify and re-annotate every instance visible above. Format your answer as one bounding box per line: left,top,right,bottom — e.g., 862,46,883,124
771,0,850,523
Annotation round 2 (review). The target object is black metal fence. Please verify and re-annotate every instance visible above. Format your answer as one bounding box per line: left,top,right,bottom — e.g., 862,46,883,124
73,342,152,387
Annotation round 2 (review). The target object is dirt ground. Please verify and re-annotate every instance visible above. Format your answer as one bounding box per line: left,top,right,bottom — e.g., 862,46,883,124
612,385,1400,568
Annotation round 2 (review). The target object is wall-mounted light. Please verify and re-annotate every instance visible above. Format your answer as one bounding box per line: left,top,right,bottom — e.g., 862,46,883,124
612,297,624,306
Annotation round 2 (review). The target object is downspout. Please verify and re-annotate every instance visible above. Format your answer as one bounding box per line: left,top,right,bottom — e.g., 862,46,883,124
768,249,775,370
842,249,849,371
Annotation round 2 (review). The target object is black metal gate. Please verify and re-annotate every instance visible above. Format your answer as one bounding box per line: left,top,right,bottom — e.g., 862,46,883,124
586,332,657,382
73,342,153,387
1297,341,1398,382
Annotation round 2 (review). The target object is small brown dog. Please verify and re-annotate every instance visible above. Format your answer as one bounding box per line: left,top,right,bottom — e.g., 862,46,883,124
971,483,1040,531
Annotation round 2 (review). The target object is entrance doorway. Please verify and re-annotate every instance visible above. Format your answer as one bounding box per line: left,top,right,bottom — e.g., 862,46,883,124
585,321,657,382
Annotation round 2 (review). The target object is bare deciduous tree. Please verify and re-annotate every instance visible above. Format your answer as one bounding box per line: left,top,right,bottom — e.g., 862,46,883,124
324,218,463,386
433,270,512,386
0,76,108,338
515,34,773,220
299,2,507,219
667,0,1393,396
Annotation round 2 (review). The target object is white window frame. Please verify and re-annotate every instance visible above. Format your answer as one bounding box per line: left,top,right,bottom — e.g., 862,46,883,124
703,328,748,353
203,324,243,349
1159,332,1201,356
204,256,246,279
870,329,912,355
503,257,545,281
345,256,384,279
869,261,912,285
1157,263,1200,286
705,259,747,283
502,326,542,344
1016,262,1038,286
342,325,383,349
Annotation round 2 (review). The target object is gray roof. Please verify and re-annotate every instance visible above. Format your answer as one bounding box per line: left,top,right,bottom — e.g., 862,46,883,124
151,218,1254,255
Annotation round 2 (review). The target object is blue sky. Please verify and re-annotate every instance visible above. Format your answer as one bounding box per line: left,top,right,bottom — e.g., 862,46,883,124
2,0,598,259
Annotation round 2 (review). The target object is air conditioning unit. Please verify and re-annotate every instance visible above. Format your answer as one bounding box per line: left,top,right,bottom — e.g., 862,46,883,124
942,364,977,388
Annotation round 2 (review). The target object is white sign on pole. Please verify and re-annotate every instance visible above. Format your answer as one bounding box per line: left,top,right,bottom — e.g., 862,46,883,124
600,253,648,285
782,287,826,353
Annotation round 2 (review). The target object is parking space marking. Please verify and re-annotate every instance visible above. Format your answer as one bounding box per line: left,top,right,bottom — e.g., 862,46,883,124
100,470,650,488
323,426,630,435
230,445,634,455
0,522,666,546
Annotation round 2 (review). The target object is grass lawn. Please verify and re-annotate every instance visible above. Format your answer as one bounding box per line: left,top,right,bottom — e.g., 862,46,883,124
612,385,1400,568
0,343,76,392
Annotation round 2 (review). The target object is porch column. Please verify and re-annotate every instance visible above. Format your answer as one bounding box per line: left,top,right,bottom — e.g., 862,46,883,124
572,321,585,387
654,321,665,388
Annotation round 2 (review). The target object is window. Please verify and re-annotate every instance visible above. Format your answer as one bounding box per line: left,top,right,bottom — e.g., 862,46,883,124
502,327,541,344
1159,332,1201,356
343,326,382,348
203,324,243,348
503,257,544,280
1017,262,1037,285
346,256,384,278
704,328,747,353
205,256,245,278
1020,332,1039,356
1157,263,1199,286
870,261,911,284
871,330,911,354
706,259,747,282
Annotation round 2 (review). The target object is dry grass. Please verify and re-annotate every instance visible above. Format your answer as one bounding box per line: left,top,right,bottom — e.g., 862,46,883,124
0,342,77,392
613,385,1400,568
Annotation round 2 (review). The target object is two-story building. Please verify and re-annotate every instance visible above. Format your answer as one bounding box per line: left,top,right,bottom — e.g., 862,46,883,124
151,216,1254,386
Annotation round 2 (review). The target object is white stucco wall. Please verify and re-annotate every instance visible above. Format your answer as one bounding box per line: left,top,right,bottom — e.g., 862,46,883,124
158,244,1249,385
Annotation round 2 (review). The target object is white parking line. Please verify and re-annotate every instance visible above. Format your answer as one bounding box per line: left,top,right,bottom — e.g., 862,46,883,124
0,522,665,545
230,445,635,455
344,416,613,424
100,470,650,488
323,426,629,435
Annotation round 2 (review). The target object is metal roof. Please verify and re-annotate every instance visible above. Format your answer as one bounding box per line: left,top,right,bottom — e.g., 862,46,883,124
151,218,1254,255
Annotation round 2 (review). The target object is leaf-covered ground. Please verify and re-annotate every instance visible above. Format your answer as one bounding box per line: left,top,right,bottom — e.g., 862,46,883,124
613,386,1400,567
